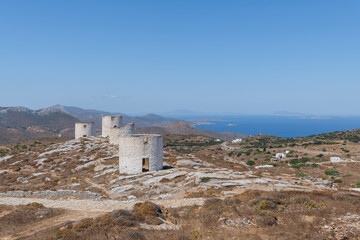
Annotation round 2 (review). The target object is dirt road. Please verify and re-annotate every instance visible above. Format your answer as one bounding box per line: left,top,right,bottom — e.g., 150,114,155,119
0,196,205,212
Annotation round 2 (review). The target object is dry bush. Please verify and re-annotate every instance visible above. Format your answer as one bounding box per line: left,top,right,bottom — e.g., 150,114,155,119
110,209,136,226
125,230,146,240
28,202,45,209
0,204,60,236
49,229,79,240
185,191,205,198
237,189,262,202
332,192,360,204
255,215,277,226
185,187,221,198
73,218,93,231
290,195,311,204
257,200,276,210
132,201,164,225
159,178,171,183
203,197,221,208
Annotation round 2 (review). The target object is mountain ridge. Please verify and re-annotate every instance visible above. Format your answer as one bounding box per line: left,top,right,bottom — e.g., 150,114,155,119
0,105,248,144
137,120,247,141
62,105,177,128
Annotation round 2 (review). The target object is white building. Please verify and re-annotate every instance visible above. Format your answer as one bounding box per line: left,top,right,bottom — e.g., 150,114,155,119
330,157,342,162
119,134,163,174
231,138,243,144
102,116,123,137
101,116,136,145
75,122,94,139
109,123,136,144
275,153,286,160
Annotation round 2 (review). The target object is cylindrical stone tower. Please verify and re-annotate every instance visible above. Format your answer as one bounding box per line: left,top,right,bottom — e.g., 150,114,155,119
119,134,163,174
109,123,136,145
102,116,123,137
75,122,94,139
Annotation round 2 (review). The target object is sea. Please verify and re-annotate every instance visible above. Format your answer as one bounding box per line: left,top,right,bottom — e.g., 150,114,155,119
177,115,360,138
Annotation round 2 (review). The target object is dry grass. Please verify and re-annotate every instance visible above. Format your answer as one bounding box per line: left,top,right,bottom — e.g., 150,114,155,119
35,202,176,240
0,203,62,237
11,190,360,239
172,190,360,240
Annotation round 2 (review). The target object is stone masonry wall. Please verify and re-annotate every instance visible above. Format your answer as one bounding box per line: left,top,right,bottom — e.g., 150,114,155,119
119,134,163,174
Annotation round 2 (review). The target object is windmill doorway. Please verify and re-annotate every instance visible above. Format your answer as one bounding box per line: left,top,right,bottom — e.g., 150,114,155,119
142,158,149,172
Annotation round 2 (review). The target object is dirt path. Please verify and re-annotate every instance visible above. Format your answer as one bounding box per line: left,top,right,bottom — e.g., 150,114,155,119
0,196,205,212
2,210,104,240
84,177,111,197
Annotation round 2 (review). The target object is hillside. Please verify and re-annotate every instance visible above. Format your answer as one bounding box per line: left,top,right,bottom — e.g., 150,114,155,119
137,120,247,140
0,132,360,239
63,105,177,128
0,105,248,144
0,106,78,144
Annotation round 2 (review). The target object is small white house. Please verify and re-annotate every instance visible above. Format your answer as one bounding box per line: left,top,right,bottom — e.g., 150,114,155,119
255,165,274,169
275,153,286,159
330,157,342,162
232,138,243,144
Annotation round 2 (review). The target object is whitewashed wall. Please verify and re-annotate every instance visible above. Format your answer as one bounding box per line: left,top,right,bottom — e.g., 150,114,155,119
102,116,123,137
119,134,163,174
75,123,94,139
109,123,136,144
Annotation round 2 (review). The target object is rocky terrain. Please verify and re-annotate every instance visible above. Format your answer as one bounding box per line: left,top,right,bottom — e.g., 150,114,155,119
0,130,360,239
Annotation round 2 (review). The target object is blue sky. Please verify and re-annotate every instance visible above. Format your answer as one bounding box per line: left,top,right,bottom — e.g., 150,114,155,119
0,1,359,115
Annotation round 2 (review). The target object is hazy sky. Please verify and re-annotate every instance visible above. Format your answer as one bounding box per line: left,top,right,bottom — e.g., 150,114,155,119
1,1,359,115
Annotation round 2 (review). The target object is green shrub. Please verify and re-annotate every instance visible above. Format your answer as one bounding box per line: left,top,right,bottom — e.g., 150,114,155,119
200,177,210,183
341,148,350,153
228,151,234,157
246,160,255,166
290,159,299,165
333,179,342,183
300,158,310,163
325,169,339,176
356,182,360,188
